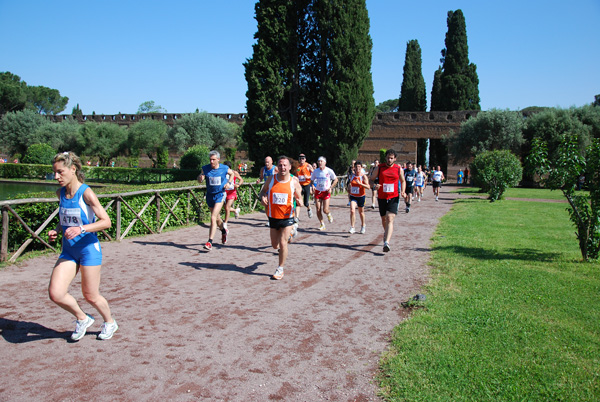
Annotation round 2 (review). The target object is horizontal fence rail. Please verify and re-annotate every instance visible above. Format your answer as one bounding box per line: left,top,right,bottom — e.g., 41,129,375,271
1,177,347,263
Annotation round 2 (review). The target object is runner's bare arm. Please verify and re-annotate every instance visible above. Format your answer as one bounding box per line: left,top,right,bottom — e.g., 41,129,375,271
258,176,273,207
293,177,304,208
398,166,407,199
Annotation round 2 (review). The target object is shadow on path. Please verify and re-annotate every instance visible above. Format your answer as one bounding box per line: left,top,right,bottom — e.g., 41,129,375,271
0,318,70,343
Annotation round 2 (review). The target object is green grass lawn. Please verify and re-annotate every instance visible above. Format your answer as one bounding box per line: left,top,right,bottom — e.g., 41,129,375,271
454,186,588,200
379,198,600,401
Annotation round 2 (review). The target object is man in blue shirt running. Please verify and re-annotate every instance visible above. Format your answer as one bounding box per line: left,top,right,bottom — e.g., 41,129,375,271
197,150,234,250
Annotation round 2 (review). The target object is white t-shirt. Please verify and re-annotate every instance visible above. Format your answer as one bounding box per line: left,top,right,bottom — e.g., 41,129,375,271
311,167,337,192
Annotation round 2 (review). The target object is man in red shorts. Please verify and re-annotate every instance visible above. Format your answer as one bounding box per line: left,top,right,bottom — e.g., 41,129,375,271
369,149,406,252
310,156,338,231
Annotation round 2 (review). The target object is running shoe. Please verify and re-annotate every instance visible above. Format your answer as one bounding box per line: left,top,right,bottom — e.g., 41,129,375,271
71,314,94,341
307,209,313,218
371,204,375,209
348,227,355,234
360,226,366,234
327,213,333,223
290,223,298,241
383,242,391,252
435,196,439,202
318,223,326,231
221,228,229,244
405,206,410,213
97,320,118,340
272,266,284,280
204,241,212,251
234,208,240,218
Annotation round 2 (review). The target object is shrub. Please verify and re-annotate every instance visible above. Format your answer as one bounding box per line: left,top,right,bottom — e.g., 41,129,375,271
470,150,522,201
180,145,210,170
22,143,56,165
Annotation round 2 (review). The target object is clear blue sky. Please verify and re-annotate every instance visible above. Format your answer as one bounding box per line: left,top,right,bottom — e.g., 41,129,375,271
1,0,598,115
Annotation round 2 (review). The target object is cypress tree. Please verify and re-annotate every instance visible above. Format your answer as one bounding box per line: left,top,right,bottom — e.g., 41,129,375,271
244,0,374,172
399,40,426,112
437,9,480,111
430,67,442,112
243,0,296,170
399,39,427,166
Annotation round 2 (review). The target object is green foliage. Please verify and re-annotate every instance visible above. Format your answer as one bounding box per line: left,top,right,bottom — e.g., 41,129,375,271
399,40,426,112
528,135,600,260
0,163,53,179
434,10,480,111
470,150,522,201
128,119,168,168
156,146,169,169
0,109,48,156
375,99,399,113
25,85,68,115
137,100,166,114
447,109,525,163
0,71,28,115
80,122,128,165
72,103,83,116
22,143,56,165
34,117,82,152
243,0,374,173
169,112,237,153
179,145,210,171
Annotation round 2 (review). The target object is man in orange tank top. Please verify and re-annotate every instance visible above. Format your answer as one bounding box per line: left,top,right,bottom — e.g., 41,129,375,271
369,149,406,253
259,156,304,280
295,153,314,219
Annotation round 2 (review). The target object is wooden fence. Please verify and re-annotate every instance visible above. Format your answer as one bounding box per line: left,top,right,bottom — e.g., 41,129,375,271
1,178,347,263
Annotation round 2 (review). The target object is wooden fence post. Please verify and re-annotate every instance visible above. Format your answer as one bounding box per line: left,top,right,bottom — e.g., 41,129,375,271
156,192,161,233
116,198,122,241
1,207,8,262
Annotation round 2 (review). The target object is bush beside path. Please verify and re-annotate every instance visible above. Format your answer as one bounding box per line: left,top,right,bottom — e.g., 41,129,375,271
0,187,460,401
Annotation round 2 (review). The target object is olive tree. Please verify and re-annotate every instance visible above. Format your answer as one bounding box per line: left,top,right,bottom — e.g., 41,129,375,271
470,149,522,202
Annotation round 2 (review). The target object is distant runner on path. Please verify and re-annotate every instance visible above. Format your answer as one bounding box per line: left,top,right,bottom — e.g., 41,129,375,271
259,155,304,280
432,165,445,202
222,160,244,228
369,149,406,252
347,160,370,234
295,153,314,220
197,150,234,251
47,151,118,341
311,156,338,231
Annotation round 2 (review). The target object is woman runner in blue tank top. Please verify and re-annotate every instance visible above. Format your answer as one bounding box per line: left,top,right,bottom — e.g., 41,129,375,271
48,152,118,341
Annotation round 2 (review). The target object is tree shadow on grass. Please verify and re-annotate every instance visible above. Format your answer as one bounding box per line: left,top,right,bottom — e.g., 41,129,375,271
434,246,561,262
0,318,70,343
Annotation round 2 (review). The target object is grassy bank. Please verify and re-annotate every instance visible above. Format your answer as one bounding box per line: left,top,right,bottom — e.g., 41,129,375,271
379,196,600,401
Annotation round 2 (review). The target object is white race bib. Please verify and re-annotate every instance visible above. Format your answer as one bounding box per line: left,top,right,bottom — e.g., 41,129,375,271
383,183,395,193
209,176,222,186
351,186,360,195
299,175,306,182
272,192,289,205
60,207,82,227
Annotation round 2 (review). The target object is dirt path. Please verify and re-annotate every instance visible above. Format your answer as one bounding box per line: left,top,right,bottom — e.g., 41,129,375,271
0,187,460,401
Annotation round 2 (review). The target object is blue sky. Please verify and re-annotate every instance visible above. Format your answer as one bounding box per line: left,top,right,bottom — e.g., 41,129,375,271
1,0,598,115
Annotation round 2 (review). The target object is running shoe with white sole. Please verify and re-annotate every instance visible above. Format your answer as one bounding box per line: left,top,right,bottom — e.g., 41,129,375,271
221,228,229,244
360,226,366,234
327,213,333,223
97,320,118,340
272,266,284,280
234,208,240,218
307,209,313,218
204,242,212,251
318,223,326,231
71,314,95,341
383,242,391,252
348,227,355,234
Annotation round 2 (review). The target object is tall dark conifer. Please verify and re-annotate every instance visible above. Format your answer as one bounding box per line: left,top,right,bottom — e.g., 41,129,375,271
399,40,426,112
244,0,374,172
437,9,480,111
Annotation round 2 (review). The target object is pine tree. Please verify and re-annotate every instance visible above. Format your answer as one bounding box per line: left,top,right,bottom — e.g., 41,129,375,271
399,40,426,112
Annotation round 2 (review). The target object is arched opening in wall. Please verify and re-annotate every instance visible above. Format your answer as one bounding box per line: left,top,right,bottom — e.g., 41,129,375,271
241,114,245,119
142,116,146,120
465,113,472,120
131,116,135,120
429,113,435,120
393,114,399,119
163,115,167,120
102,116,106,120
411,113,417,120
112,116,116,121
83,116,87,121
121,115,126,120
173,115,178,119
227,114,232,119
377,114,383,120
446,114,453,120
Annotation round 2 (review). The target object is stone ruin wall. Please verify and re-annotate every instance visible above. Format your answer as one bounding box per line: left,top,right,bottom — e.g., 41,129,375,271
48,111,479,178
